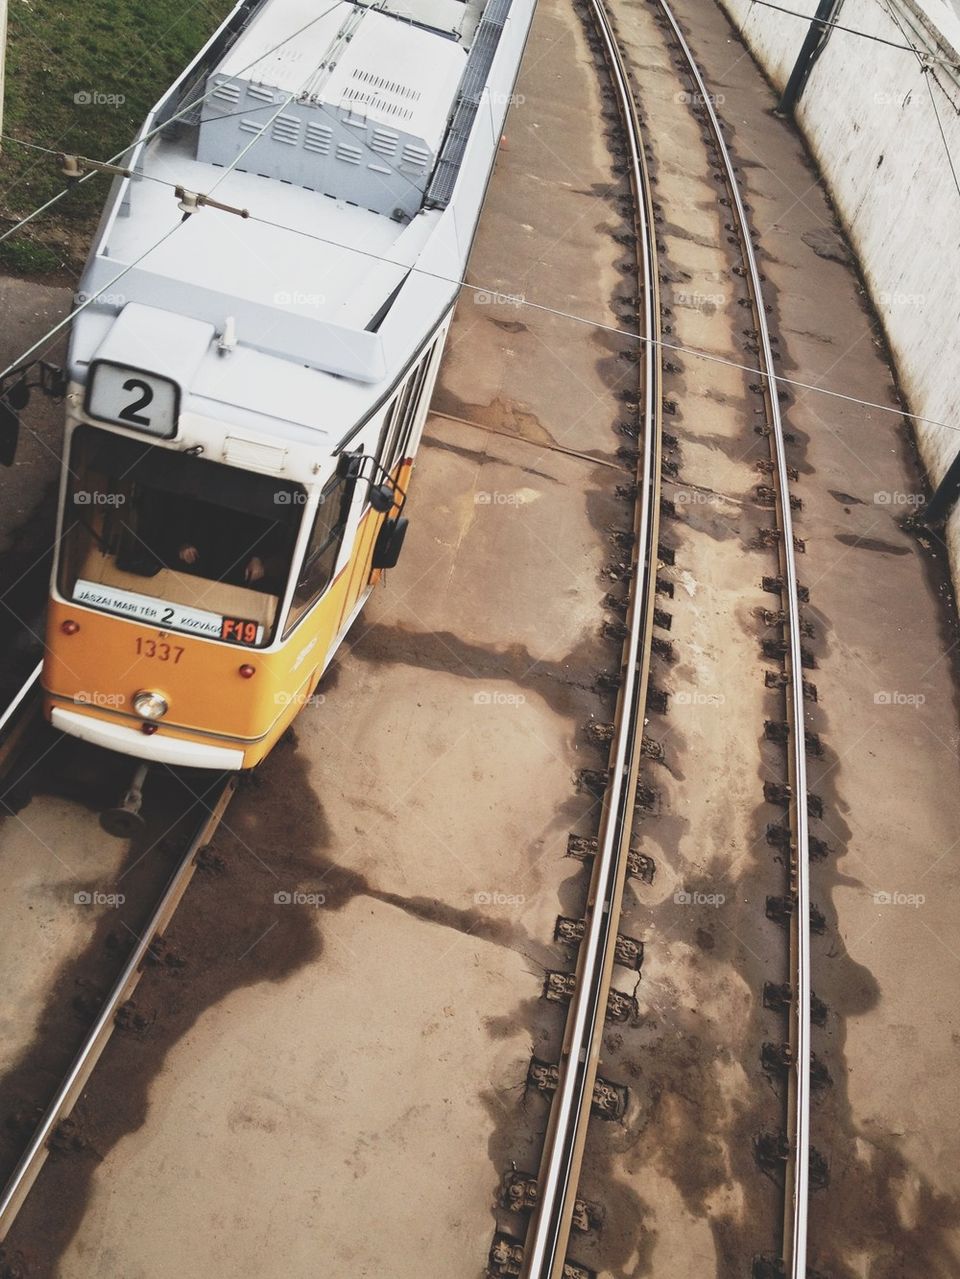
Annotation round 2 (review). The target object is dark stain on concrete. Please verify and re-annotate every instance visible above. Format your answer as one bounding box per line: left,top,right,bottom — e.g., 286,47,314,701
659,218,726,252
782,325,834,347
432,386,559,450
829,489,867,506
421,429,561,484
801,227,852,265
833,532,912,557
367,887,562,971
348,623,611,721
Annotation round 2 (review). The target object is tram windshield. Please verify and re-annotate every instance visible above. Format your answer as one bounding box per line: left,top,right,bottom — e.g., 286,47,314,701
58,425,305,647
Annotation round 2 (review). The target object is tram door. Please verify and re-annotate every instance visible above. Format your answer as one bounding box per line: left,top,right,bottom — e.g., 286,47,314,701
333,434,380,638
331,381,406,636
334,343,437,634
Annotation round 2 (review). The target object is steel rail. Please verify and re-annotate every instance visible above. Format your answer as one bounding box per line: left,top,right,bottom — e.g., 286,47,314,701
0,662,43,785
654,3,812,1273
519,0,663,1273
0,773,236,1239
0,662,42,740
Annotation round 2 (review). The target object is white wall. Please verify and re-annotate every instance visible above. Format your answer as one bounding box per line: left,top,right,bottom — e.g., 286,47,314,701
716,0,960,579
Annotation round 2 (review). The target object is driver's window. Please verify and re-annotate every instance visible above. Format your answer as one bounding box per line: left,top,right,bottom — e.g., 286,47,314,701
284,467,355,633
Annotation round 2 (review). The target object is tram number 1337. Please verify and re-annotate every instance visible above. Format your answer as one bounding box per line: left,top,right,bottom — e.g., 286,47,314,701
135,637,185,663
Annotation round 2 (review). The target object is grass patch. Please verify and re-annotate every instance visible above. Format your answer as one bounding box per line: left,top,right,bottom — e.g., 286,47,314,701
0,234,63,274
0,0,234,274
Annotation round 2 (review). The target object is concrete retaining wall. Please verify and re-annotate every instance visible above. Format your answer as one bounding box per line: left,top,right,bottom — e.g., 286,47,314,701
714,0,960,579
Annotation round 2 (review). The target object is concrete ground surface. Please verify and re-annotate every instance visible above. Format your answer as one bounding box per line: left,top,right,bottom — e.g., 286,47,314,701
0,0,958,1276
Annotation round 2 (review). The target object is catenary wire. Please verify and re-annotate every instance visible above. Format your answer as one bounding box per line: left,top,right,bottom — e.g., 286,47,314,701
748,0,960,65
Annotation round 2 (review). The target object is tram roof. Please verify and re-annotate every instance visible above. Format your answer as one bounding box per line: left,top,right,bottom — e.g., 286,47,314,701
67,0,528,444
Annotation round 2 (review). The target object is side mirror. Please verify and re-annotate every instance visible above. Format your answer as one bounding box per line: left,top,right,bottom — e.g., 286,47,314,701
0,378,30,467
6,378,31,411
0,402,20,467
338,450,362,479
372,516,408,570
369,483,395,514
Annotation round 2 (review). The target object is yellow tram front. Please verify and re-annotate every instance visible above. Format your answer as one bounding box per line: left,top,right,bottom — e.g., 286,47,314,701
42,372,411,770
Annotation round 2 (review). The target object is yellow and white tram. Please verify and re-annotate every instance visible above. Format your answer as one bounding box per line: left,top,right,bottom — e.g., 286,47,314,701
34,0,535,769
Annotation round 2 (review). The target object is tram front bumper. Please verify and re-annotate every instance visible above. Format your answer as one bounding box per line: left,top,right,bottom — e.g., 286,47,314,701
51,707,245,770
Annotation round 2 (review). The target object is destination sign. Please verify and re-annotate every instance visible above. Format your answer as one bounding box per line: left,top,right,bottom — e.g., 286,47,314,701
73,580,264,645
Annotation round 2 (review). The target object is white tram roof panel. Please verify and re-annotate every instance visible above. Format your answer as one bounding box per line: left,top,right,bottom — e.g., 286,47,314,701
198,3,467,220
107,137,421,328
215,0,472,155
351,0,481,41
216,0,471,86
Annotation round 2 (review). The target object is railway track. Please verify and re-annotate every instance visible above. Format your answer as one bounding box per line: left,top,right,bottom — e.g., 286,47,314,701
514,0,663,1273
656,5,814,1270
0,662,42,786
0,671,236,1238
499,2,814,1276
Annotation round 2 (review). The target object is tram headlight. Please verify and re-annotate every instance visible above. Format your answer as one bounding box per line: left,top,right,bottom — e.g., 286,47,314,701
133,690,169,720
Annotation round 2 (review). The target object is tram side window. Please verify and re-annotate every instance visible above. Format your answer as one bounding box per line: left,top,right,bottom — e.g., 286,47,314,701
285,472,351,633
384,343,435,478
375,396,402,481
377,385,410,482
377,347,431,483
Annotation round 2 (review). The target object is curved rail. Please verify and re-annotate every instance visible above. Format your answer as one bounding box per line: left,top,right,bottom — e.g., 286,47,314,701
655,3,811,1273
0,773,236,1238
0,662,43,781
519,0,663,1273
0,663,42,739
